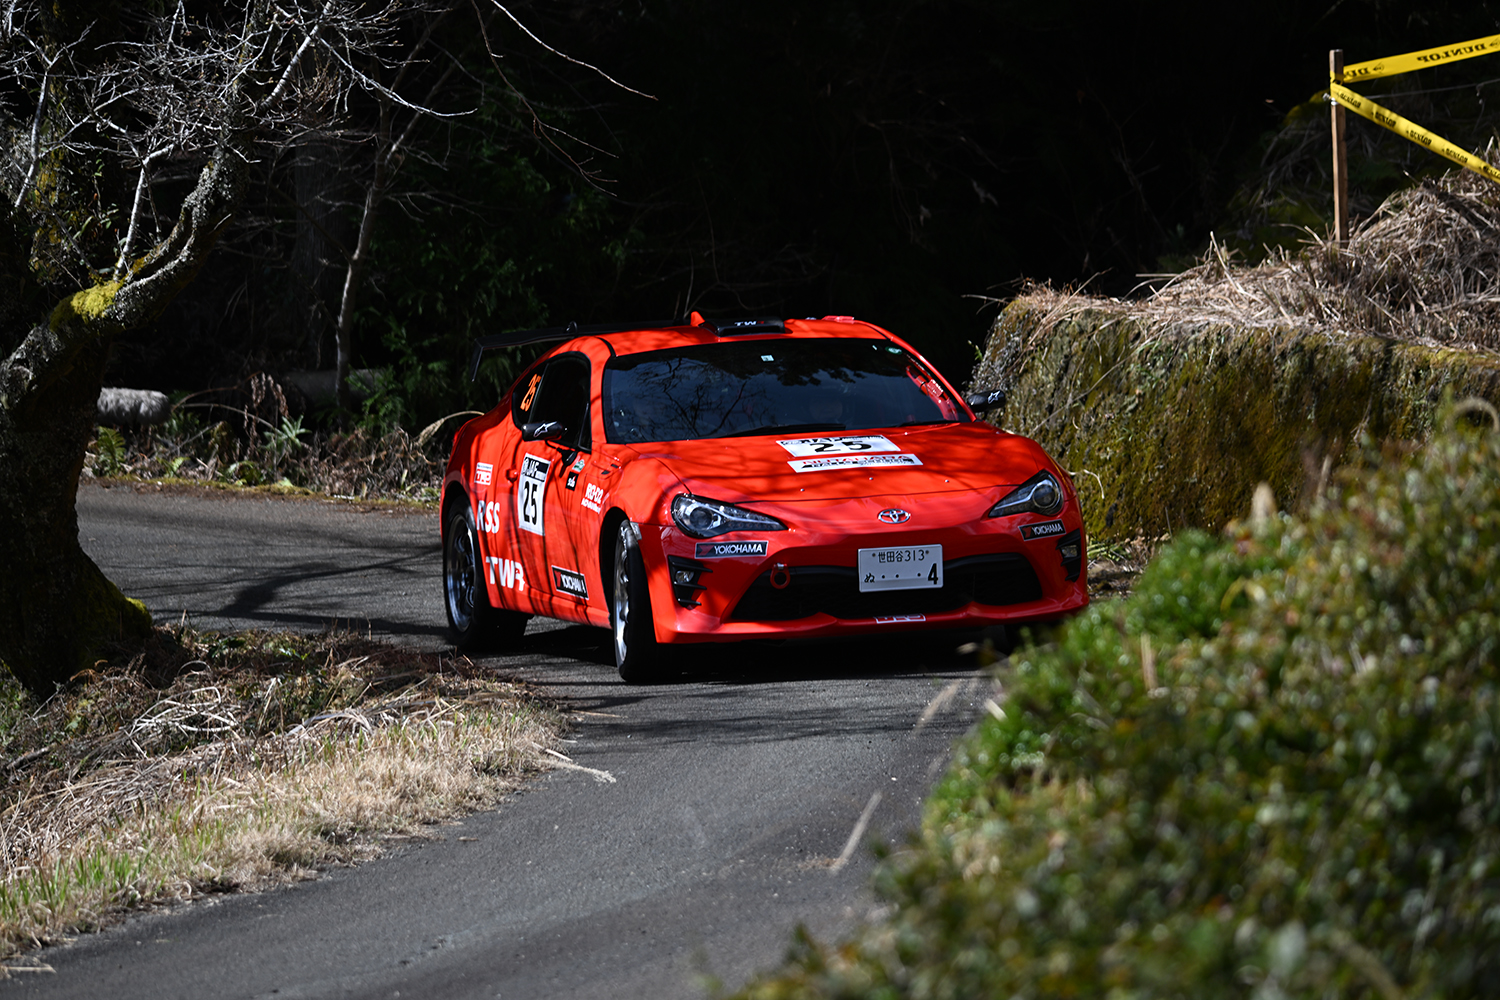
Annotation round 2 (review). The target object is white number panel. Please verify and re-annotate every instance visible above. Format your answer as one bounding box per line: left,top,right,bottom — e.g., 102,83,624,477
777,434,898,457
517,454,551,536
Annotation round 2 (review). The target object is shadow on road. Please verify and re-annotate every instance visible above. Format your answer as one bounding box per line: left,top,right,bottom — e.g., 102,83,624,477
486,622,1000,748
185,608,453,643
505,621,1004,684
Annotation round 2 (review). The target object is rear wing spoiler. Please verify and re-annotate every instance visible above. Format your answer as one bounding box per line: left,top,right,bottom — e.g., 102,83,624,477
468,319,681,381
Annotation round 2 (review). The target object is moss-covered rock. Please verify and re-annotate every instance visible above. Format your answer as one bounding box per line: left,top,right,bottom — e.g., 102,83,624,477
971,294,1500,540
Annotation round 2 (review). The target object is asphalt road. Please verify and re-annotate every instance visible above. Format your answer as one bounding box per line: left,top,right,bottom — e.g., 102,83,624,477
9,483,992,1000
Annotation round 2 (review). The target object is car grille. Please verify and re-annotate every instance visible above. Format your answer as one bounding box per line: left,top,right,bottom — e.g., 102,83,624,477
727,553,1043,622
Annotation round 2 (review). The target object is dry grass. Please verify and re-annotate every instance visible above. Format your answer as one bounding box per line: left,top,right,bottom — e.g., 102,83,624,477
1085,536,1158,601
0,626,563,958
1010,167,1500,354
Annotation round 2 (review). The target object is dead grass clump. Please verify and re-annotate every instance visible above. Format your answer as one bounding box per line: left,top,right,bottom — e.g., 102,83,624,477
1085,536,1158,600
0,626,563,957
1008,166,1500,355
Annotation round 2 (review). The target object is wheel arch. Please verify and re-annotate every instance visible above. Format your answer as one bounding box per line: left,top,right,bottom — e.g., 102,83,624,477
598,506,630,600
441,481,471,540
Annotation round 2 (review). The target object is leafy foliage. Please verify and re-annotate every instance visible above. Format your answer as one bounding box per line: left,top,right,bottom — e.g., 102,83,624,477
89,427,126,477
739,402,1500,999
356,129,631,430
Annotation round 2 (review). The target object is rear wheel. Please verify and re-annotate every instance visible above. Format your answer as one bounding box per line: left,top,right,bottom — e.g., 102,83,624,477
444,504,528,651
612,520,663,683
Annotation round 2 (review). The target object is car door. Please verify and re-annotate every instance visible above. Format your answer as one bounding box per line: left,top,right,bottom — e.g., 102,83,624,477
507,352,595,621
468,362,542,615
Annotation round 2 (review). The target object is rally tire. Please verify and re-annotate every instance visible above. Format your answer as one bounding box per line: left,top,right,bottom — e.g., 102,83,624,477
444,503,528,651
612,520,664,683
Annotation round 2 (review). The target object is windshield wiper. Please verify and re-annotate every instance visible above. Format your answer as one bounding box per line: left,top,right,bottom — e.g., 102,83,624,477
718,422,846,438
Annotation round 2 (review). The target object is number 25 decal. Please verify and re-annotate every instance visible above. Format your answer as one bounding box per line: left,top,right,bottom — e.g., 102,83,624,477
811,438,872,453
518,454,551,536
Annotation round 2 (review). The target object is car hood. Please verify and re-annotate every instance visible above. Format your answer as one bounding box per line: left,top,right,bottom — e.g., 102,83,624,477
617,423,1056,504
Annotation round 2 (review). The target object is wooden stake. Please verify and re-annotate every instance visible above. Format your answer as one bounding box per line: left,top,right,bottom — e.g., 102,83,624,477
1331,49,1350,245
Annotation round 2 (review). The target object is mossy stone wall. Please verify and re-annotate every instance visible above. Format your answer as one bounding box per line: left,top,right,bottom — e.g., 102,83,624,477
972,295,1500,540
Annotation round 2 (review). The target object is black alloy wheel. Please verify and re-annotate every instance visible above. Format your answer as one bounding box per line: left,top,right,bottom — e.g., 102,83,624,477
444,503,527,650
611,520,663,682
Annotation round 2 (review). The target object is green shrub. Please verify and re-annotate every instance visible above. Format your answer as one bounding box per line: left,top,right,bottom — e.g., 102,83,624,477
91,426,126,477
741,405,1500,999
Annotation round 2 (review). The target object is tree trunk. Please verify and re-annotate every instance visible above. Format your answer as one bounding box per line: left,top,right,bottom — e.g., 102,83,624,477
294,135,345,369
0,138,248,694
0,319,152,693
334,100,393,422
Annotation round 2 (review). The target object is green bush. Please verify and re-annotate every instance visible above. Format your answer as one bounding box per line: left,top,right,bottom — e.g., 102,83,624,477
740,404,1500,1000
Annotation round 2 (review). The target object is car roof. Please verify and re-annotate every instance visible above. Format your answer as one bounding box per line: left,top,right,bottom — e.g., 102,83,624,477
469,314,898,380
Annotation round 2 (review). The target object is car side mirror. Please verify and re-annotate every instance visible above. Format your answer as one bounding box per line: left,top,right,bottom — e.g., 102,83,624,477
521,420,566,442
965,388,1007,409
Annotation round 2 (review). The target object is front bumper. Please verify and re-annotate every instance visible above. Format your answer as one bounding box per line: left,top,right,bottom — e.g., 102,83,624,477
639,499,1089,643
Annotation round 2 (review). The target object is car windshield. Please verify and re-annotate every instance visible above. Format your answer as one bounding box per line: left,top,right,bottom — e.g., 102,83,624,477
602,338,967,444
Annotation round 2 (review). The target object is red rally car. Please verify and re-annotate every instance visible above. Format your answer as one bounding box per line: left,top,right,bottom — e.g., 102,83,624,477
441,314,1088,682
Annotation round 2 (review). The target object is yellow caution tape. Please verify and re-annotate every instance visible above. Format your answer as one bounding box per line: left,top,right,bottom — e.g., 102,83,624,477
1338,33,1500,84
1330,82,1500,184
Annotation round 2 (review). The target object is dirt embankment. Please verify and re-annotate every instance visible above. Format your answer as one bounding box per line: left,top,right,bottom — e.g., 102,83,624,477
972,170,1500,541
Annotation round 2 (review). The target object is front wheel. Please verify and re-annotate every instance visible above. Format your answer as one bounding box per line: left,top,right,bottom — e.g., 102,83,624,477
444,503,528,651
612,520,663,683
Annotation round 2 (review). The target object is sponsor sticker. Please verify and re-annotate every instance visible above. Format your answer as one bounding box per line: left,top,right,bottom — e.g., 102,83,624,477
551,566,589,601
789,453,923,473
477,499,504,535
565,471,579,490
581,482,604,513
875,615,926,624
520,373,541,412
1020,519,1066,540
475,462,493,486
485,556,526,592
694,539,769,559
517,454,551,536
777,434,898,458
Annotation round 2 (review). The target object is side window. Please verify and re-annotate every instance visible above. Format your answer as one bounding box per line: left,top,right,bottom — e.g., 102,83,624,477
520,355,592,451
512,365,545,427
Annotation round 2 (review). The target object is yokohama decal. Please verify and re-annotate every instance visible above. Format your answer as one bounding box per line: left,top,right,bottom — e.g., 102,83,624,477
788,453,922,473
1020,519,1066,540
695,540,769,558
551,566,589,600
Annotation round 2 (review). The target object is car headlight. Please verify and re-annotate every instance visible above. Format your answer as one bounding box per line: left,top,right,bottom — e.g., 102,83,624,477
671,494,787,538
987,471,1064,518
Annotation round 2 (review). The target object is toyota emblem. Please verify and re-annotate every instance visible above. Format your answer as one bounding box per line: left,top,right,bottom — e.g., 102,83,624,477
877,508,911,524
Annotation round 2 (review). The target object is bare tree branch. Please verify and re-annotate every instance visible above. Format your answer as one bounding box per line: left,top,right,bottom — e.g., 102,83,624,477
484,0,653,101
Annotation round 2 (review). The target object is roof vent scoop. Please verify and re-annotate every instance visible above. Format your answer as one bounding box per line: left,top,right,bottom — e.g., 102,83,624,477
699,317,786,336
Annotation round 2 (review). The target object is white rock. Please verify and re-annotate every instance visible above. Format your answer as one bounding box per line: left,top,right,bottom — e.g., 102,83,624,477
97,387,170,426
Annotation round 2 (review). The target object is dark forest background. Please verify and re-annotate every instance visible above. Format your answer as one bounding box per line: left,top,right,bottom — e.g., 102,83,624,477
104,0,1500,428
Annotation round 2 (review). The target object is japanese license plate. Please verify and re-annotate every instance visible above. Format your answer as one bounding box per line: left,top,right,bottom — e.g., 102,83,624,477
857,544,943,592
